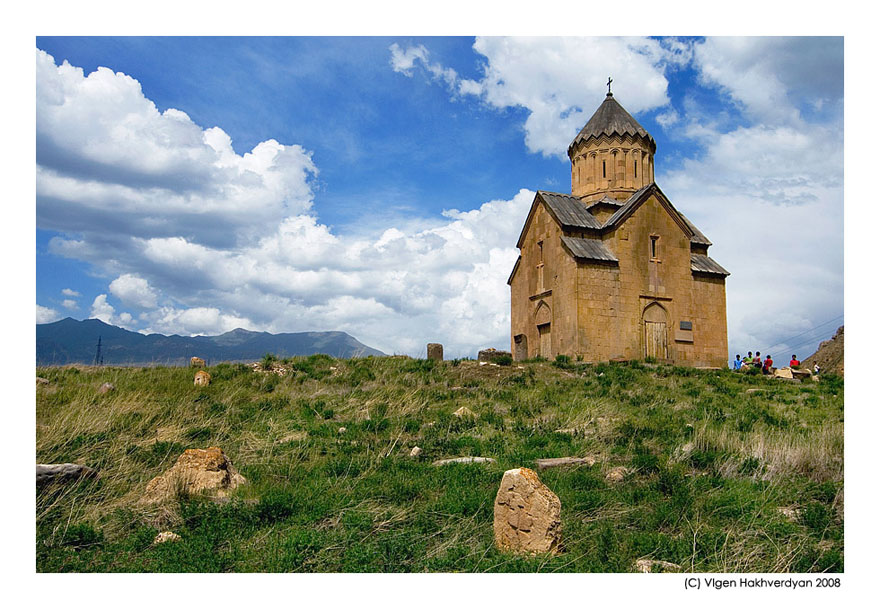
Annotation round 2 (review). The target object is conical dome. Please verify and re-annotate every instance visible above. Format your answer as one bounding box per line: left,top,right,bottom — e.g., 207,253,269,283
568,92,656,203
568,92,655,155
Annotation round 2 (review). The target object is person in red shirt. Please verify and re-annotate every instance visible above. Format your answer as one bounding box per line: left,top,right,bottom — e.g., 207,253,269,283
789,354,800,368
762,355,773,374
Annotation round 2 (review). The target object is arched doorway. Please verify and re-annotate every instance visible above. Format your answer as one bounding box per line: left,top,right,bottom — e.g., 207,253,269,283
535,301,551,358
643,302,668,360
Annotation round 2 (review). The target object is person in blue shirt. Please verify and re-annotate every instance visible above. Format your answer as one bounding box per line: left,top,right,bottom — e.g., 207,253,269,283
733,354,742,370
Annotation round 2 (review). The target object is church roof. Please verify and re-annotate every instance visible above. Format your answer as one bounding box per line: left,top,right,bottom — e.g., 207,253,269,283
536,191,603,230
568,93,655,155
561,236,618,263
691,254,730,276
517,184,713,249
603,183,713,246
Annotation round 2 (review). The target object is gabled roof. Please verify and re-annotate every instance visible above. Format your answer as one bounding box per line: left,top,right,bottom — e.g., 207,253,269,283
569,93,655,155
602,183,712,247
538,191,603,230
691,254,730,276
561,236,618,264
517,183,714,250
516,190,602,248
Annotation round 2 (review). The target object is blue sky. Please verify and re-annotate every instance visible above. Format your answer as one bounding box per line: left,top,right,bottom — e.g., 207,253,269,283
35,36,844,361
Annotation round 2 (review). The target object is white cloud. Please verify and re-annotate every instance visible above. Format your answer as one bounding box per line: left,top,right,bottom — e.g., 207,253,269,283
392,37,679,158
89,294,116,323
693,37,843,125
61,299,78,310
37,305,60,324
61,288,80,297
36,49,318,251
143,306,254,337
109,273,159,309
389,43,459,91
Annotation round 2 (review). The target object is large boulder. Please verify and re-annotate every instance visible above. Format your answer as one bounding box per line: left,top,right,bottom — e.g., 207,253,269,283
494,467,561,555
190,357,206,368
140,447,246,504
194,370,211,386
773,367,794,379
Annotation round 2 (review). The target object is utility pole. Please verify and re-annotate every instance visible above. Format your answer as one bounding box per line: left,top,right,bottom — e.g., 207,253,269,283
95,336,103,366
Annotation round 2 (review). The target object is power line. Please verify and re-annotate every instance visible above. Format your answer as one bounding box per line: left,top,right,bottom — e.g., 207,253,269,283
759,314,843,355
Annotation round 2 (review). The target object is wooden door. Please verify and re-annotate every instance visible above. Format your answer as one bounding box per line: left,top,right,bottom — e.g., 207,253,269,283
645,321,667,360
538,324,551,358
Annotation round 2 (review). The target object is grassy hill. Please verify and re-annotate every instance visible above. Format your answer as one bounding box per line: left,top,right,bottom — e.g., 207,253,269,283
36,356,843,572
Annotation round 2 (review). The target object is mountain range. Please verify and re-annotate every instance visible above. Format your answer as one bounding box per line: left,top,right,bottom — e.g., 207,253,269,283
36,317,385,366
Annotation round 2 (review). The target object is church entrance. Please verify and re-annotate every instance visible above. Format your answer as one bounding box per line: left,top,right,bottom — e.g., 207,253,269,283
643,303,668,360
538,323,551,358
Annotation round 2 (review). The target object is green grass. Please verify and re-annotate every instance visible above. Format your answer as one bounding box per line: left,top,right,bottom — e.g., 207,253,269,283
36,358,843,573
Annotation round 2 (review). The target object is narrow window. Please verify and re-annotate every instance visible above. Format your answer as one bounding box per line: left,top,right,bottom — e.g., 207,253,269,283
650,235,659,259
634,160,637,178
602,160,606,178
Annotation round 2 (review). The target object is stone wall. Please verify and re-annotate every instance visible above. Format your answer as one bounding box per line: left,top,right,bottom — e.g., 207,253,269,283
512,192,728,366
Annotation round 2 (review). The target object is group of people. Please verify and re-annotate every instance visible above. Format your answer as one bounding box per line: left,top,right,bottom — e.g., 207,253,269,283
732,352,818,375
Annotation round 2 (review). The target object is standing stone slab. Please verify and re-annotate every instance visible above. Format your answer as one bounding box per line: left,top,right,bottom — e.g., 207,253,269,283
494,467,561,555
427,343,444,361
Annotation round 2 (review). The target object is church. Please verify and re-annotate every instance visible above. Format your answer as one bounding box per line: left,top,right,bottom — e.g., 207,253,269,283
508,88,729,367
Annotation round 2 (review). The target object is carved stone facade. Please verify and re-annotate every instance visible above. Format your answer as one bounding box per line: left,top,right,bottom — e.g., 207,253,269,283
508,92,729,366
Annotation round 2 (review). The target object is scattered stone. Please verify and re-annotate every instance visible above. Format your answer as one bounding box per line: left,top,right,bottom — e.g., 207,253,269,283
409,446,422,458
338,427,347,434
791,368,812,380
778,506,801,522
745,388,763,394
427,343,444,361
194,370,211,386
97,382,115,394
36,376,50,385
773,367,794,379
153,531,182,545
535,456,596,470
190,357,206,368
453,406,476,419
634,559,681,573
140,447,246,504
36,463,97,486
610,357,629,363
494,467,561,555
605,466,628,483
478,361,488,366
478,348,512,363
432,456,496,466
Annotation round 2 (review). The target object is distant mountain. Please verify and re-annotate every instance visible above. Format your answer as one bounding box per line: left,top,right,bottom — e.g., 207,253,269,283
36,318,385,366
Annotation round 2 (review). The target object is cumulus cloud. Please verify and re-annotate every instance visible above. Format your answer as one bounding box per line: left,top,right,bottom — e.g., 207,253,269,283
693,37,843,125
61,299,78,310
109,273,159,309
61,288,80,297
89,294,116,323
392,37,680,157
37,305,60,324
36,49,318,251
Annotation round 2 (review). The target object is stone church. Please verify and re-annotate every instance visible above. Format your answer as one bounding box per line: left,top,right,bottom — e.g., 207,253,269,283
508,90,729,366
